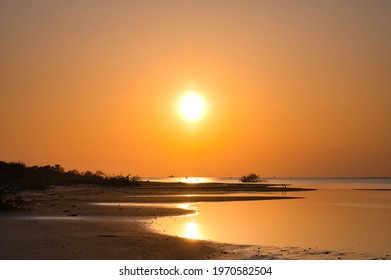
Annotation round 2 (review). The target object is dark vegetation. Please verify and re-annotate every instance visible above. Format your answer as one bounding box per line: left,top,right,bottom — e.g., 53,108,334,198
240,173,264,183
0,186,33,210
0,161,140,209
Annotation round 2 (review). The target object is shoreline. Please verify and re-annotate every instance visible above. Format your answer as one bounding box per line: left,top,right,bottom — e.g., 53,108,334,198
0,183,380,260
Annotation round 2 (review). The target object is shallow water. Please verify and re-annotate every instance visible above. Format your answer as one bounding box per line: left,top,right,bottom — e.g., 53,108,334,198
151,181,391,257
143,176,391,186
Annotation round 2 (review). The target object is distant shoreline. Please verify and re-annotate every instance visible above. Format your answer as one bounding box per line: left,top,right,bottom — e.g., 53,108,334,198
142,177,391,186
144,176,391,180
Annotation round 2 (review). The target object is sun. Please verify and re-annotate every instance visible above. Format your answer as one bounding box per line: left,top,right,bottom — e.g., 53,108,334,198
178,91,206,123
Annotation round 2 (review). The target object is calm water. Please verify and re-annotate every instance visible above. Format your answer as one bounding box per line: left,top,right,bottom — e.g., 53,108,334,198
143,176,391,186
150,178,391,257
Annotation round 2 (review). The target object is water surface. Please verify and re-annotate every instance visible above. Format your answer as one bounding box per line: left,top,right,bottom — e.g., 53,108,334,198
151,179,391,257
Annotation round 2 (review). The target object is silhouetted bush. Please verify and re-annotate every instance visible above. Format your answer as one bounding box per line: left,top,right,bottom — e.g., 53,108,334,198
240,173,263,183
105,174,141,186
0,186,32,210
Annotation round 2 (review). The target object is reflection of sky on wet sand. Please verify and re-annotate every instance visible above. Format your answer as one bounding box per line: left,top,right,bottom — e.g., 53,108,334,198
175,203,195,210
152,184,391,257
91,202,198,212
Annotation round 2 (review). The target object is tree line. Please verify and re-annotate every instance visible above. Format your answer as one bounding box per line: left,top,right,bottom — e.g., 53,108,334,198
0,161,140,190
0,161,140,209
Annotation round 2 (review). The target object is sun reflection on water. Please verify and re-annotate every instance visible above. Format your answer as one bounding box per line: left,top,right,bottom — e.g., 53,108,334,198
179,177,210,184
182,222,201,239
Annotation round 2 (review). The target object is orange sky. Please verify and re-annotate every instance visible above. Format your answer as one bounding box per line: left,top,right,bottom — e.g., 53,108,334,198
1,1,390,177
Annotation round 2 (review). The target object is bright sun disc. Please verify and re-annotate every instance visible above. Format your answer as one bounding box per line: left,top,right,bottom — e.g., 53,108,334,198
178,91,205,123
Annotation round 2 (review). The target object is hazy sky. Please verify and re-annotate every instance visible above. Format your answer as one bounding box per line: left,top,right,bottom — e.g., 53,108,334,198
1,0,390,177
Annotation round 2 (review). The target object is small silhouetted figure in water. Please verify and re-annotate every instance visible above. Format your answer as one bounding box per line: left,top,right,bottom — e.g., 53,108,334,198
281,184,287,195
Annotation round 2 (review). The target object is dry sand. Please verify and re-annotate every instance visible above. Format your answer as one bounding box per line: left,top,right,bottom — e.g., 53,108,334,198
0,183,374,260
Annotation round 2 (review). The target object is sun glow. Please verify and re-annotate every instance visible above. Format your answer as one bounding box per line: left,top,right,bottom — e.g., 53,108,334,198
178,91,206,123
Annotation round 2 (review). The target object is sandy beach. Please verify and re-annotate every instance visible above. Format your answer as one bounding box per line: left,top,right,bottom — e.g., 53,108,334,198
0,183,378,260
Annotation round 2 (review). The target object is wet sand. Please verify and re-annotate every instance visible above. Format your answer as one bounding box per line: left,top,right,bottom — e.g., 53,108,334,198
0,183,375,260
